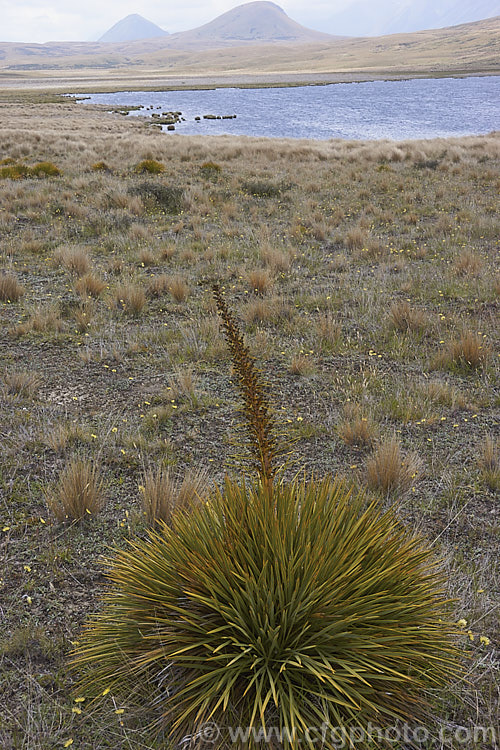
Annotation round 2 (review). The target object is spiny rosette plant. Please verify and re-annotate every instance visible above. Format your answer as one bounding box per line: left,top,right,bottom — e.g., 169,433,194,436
72,291,461,748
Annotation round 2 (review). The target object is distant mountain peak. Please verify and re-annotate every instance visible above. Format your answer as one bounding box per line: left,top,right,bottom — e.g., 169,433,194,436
171,0,335,45
98,13,169,43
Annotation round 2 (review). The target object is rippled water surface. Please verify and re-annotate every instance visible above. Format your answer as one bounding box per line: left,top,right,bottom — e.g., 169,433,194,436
76,76,499,140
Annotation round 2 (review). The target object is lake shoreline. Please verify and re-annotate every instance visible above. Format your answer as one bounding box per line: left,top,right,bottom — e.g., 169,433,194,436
1,67,499,97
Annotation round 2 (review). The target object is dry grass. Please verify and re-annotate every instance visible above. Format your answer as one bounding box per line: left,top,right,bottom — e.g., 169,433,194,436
146,273,170,298
289,354,315,376
113,282,147,315
389,301,428,332
140,466,207,526
167,367,198,403
477,435,499,491
0,272,24,302
247,268,273,295
74,273,106,298
168,275,190,303
434,330,490,370
315,313,341,351
454,250,483,276
46,458,106,522
2,370,40,399
260,245,290,272
338,404,377,447
366,436,423,494
56,246,90,276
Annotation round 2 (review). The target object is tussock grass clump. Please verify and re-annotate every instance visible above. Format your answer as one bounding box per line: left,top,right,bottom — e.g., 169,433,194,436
113,282,146,315
260,245,290,272
168,275,190,303
338,404,377,447
242,179,283,197
47,458,106,522
75,273,106,298
389,300,428,332
146,273,170,298
140,466,207,526
247,268,272,295
477,435,499,491
433,331,490,371
138,248,156,266
344,226,367,250
289,353,315,376
57,246,91,276
453,250,483,276
0,272,24,302
2,370,40,399
367,436,423,494
315,312,341,351
133,159,164,174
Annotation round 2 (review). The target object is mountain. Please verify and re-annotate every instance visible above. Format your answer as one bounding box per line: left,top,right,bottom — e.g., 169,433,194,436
326,0,500,36
98,14,168,43
165,1,336,46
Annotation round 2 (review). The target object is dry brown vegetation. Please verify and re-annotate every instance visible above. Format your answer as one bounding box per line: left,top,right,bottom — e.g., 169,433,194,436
0,97,498,749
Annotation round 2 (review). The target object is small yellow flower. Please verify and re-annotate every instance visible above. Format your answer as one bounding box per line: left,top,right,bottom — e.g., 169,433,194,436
479,636,490,646
111,427,118,433
457,618,467,628
74,697,85,703
63,740,74,747
72,707,82,714
115,708,125,715
102,687,111,696
467,630,474,641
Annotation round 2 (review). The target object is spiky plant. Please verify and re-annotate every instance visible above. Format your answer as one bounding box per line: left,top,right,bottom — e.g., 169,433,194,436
72,292,460,748
212,283,285,491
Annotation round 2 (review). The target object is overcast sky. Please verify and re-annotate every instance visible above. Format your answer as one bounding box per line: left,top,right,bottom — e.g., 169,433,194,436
0,0,354,43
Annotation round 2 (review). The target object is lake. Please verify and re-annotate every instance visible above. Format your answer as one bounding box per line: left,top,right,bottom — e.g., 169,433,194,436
75,76,499,141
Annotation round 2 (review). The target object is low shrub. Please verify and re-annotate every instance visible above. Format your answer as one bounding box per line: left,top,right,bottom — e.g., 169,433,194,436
133,159,164,174
30,161,61,177
241,179,282,197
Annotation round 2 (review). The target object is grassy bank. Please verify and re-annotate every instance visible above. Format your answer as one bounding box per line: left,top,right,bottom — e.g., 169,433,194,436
0,100,498,748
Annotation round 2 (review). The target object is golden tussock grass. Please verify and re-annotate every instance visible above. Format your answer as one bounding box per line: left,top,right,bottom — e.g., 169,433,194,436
47,458,106,522
56,245,91,276
366,436,423,494
389,301,428,333
75,273,106,298
247,268,273,295
168,275,190,303
113,282,147,315
140,466,207,526
0,272,24,302
338,404,378,447
2,370,40,399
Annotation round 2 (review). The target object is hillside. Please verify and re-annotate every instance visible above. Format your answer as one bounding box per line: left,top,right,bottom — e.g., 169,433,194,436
0,11,498,83
98,14,169,43
163,1,336,46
